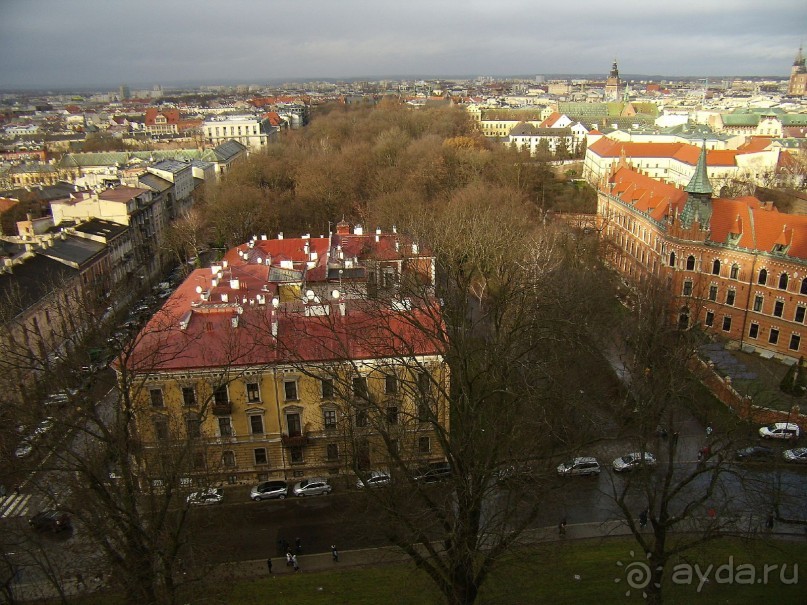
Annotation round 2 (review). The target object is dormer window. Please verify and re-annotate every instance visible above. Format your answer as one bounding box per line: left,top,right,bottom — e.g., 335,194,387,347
772,243,788,255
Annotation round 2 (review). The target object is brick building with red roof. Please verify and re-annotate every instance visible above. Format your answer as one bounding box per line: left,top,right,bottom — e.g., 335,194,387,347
598,147,807,361
125,224,447,486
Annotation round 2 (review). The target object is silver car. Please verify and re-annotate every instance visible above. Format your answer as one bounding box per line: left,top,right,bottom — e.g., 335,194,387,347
557,456,601,477
612,452,656,473
783,447,807,463
292,477,332,497
356,470,391,489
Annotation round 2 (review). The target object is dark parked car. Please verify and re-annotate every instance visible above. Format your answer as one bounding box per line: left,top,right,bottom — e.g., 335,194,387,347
413,461,452,483
29,510,71,533
250,480,289,501
734,445,775,461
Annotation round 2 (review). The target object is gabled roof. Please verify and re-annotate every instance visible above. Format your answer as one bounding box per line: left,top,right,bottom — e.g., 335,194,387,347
608,164,807,260
608,166,688,222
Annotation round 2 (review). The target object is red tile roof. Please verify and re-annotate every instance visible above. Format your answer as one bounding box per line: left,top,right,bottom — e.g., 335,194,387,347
589,139,749,167
609,165,807,259
144,107,180,126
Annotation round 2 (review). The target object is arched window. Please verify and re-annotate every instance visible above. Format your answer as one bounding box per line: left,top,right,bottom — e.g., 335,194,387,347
669,251,676,267
730,264,739,280
712,259,721,275
758,269,767,285
686,255,695,270
801,278,807,295
779,273,789,290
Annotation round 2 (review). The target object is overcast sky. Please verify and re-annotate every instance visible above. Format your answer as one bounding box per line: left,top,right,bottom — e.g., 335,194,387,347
1,0,805,90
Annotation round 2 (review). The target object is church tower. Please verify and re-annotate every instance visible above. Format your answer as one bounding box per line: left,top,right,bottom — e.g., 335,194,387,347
605,59,621,101
788,45,806,96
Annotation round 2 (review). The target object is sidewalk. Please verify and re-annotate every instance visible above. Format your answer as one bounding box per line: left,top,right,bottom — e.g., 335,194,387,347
9,518,804,600
212,517,807,579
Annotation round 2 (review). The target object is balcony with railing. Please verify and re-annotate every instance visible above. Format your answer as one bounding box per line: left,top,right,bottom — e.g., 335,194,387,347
281,431,309,447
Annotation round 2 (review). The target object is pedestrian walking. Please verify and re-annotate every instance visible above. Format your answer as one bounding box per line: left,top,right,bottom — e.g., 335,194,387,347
295,537,302,554
286,551,293,567
559,518,567,536
292,554,300,573
639,509,648,529
672,431,680,446
331,544,339,562
266,558,273,573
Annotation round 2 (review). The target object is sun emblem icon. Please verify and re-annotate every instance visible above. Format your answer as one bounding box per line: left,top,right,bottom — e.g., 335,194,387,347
614,550,662,598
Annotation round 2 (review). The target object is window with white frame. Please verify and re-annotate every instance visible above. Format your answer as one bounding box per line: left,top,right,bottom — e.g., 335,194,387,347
246,382,261,403
726,289,736,306
249,414,264,435
283,380,298,401
182,387,196,407
218,417,232,437
769,328,779,344
254,448,268,465
222,451,236,467
790,334,801,351
150,388,164,408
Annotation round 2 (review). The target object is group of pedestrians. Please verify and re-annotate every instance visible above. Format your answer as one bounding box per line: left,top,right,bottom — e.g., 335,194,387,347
267,538,340,574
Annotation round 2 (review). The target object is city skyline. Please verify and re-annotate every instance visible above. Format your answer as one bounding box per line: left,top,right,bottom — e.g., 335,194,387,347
1,0,805,90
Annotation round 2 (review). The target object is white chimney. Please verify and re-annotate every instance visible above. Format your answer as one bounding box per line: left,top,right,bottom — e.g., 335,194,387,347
221,293,229,302
230,279,240,290
354,225,363,236
278,232,284,240
412,243,419,254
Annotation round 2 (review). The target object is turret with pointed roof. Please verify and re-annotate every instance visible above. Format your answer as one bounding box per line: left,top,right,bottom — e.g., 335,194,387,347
680,142,713,230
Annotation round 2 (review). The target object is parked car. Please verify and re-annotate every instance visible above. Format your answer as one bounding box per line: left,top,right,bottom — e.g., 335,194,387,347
758,423,800,441
15,439,34,459
34,417,54,436
29,510,71,532
413,461,452,483
557,456,601,477
45,392,70,408
612,452,656,473
734,445,775,461
186,488,224,506
292,478,332,497
783,447,807,463
355,470,391,489
250,480,288,501
494,462,534,484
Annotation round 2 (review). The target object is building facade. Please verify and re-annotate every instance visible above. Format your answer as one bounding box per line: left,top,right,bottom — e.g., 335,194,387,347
126,225,448,487
597,148,807,362
203,115,277,151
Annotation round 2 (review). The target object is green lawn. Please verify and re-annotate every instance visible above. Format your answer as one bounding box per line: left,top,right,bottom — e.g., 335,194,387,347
105,536,800,605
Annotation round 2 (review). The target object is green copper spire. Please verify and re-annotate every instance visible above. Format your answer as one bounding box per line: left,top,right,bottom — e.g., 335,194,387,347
680,141,714,230
684,142,713,195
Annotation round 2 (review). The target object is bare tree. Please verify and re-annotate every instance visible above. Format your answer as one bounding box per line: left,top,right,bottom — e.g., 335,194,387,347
604,275,743,605
276,191,612,605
